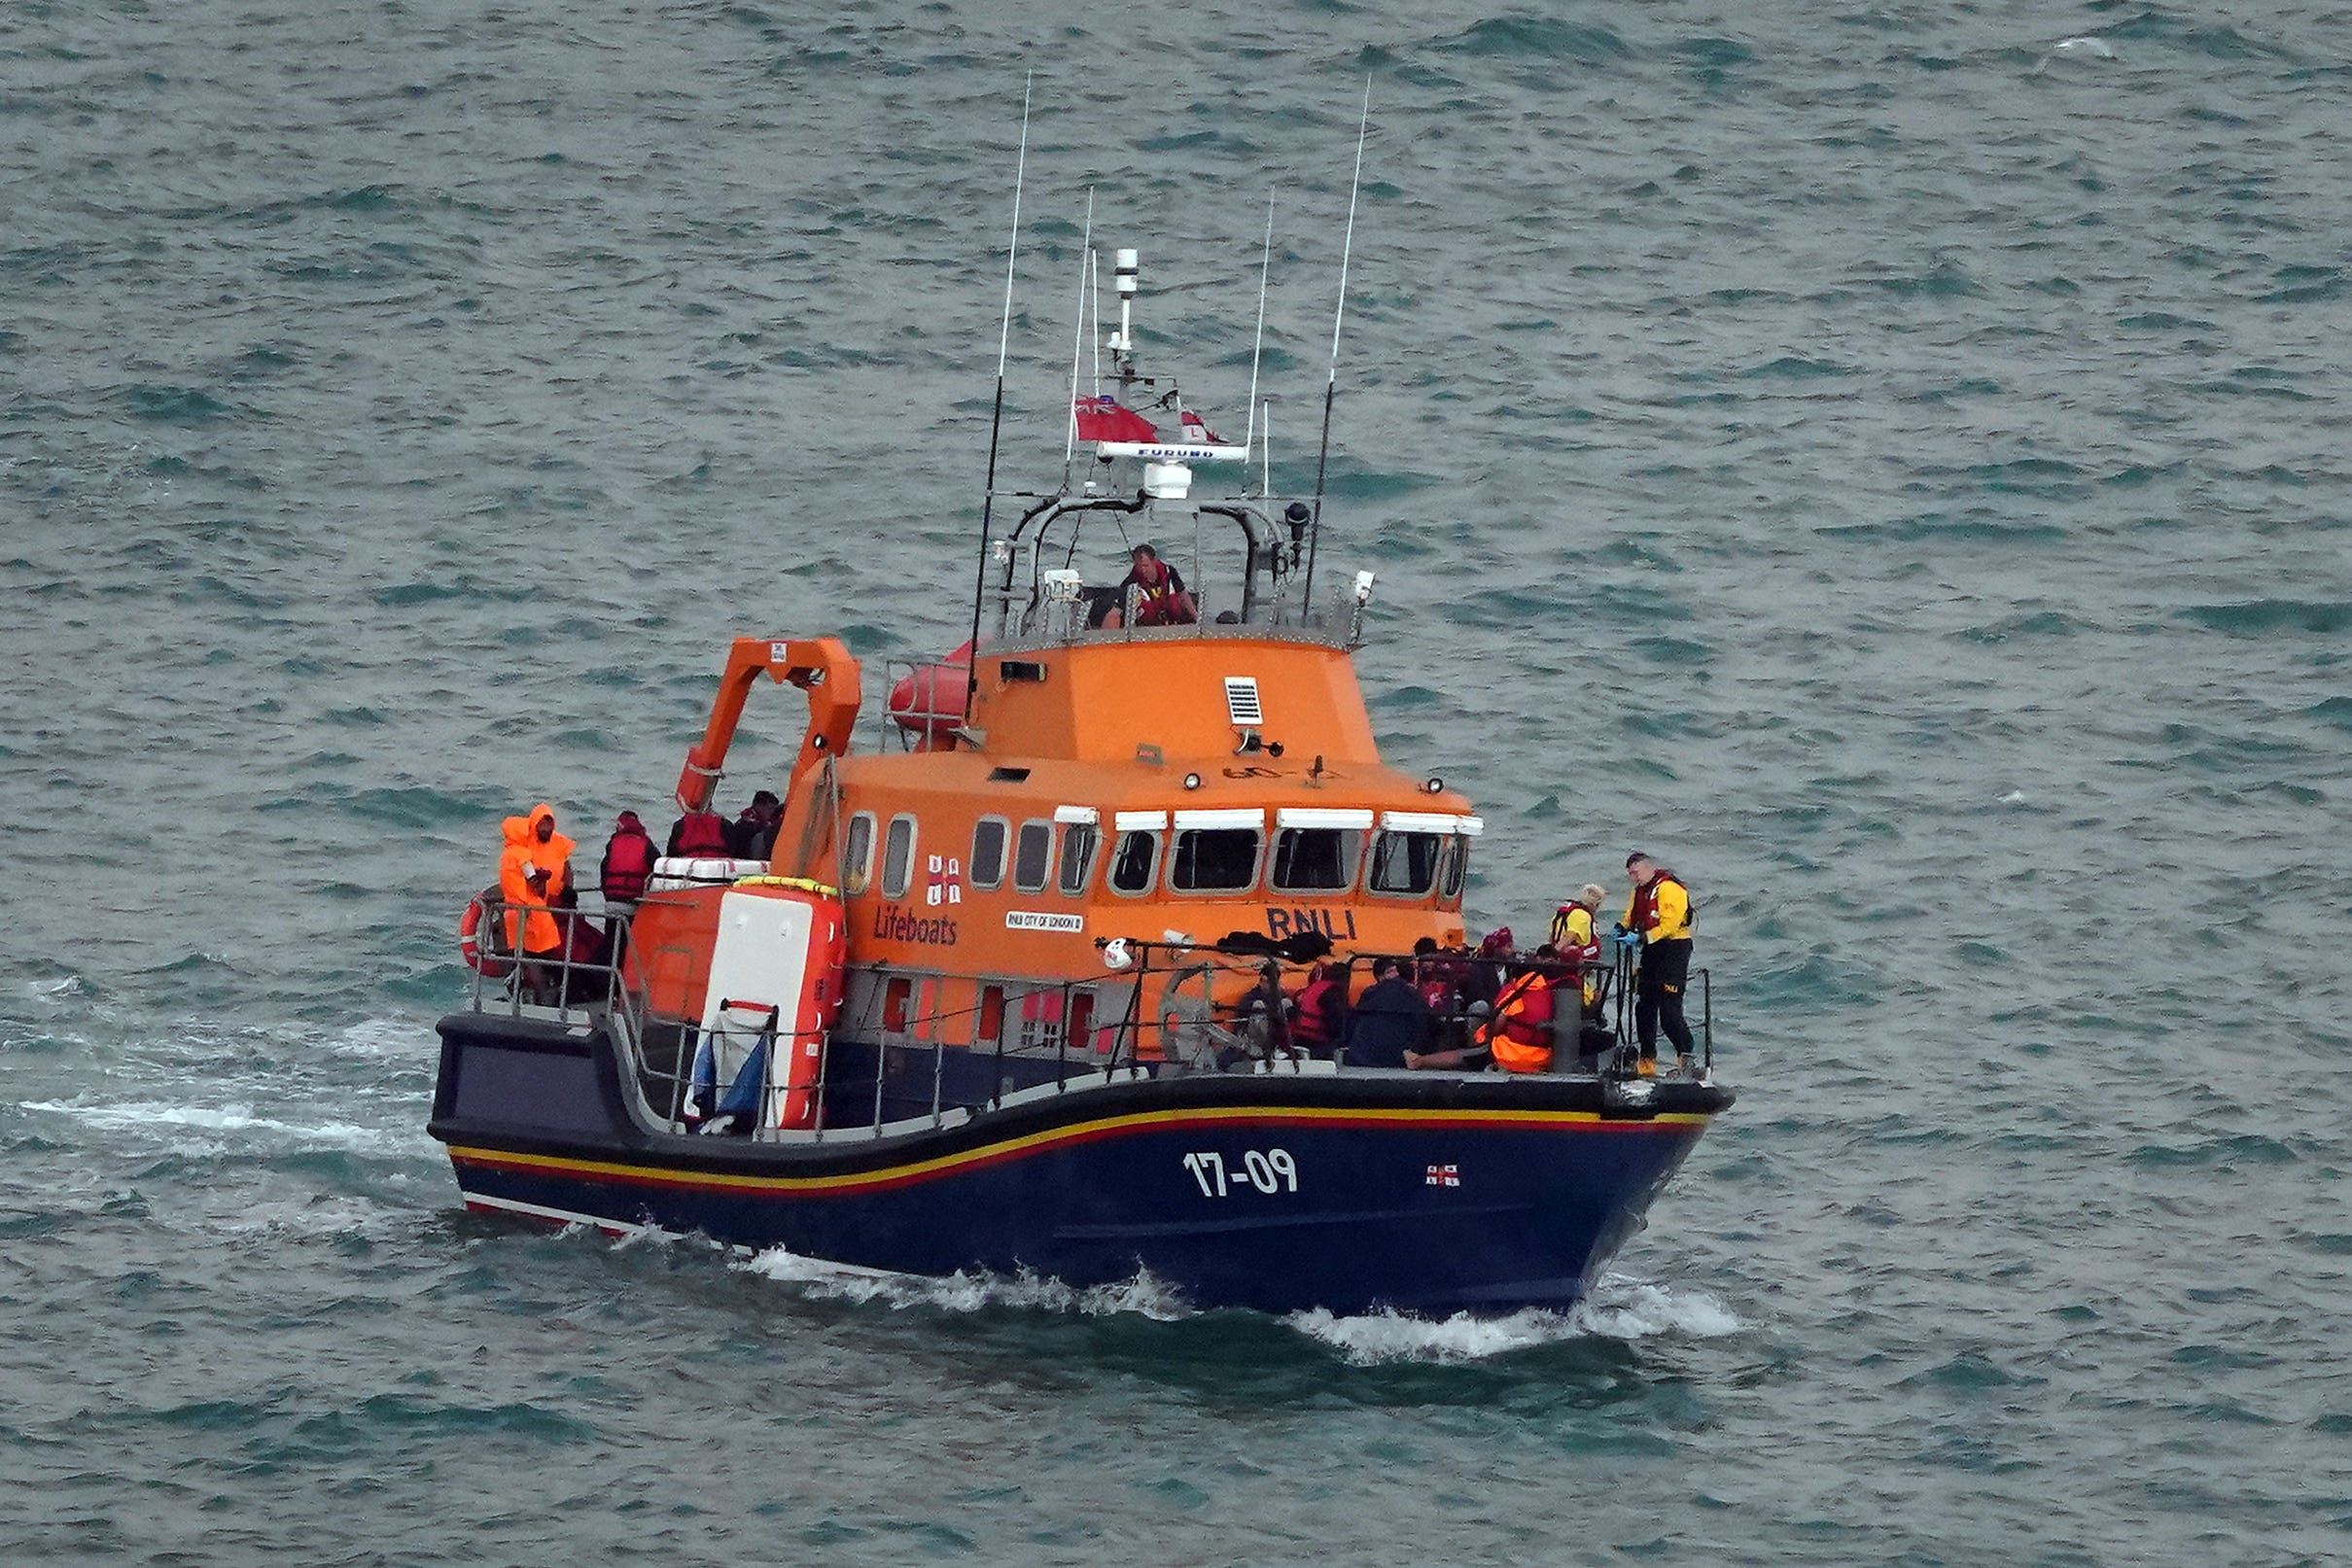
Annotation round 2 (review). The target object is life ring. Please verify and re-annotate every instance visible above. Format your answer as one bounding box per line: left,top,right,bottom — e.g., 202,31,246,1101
458,888,515,978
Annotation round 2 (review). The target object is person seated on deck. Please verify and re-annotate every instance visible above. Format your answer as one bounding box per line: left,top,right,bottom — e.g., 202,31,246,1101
498,802,575,1005
1478,955,1560,1075
668,800,731,858
1287,960,1347,1060
728,789,783,859
1118,543,1197,627
1232,959,1295,1059
1343,958,1436,1069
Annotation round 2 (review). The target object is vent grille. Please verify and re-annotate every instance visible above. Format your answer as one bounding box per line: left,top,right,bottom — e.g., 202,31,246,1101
1223,677,1263,726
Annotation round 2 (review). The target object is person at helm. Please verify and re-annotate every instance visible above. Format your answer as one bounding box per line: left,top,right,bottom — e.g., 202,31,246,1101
1117,543,1197,627
1614,852,1697,1076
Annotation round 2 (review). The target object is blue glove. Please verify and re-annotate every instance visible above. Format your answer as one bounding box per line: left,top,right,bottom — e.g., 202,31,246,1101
1614,929,1644,952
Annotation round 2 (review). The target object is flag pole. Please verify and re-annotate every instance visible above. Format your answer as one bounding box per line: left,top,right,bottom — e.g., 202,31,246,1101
1302,77,1370,615
965,73,1034,724
1243,189,1274,462
1062,186,1096,488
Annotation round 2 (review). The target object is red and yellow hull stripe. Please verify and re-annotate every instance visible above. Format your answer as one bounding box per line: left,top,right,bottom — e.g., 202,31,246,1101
449,1102,1713,1201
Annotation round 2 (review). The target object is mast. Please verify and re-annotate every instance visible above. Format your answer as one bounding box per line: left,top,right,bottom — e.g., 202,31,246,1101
965,75,1034,721
1302,79,1371,612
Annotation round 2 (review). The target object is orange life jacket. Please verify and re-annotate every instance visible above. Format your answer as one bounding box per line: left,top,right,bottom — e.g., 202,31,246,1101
1484,971,1555,1073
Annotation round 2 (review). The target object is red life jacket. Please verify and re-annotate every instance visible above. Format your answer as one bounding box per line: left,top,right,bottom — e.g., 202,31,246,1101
1630,869,1692,941
1291,976,1340,1046
602,828,655,901
672,809,730,857
1549,898,1602,964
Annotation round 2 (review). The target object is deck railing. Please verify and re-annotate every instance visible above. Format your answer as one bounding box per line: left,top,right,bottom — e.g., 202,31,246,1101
459,900,1714,1143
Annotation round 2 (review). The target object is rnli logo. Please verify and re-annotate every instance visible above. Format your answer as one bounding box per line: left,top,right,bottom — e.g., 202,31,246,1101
1424,1164,1460,1188
926,854,963,907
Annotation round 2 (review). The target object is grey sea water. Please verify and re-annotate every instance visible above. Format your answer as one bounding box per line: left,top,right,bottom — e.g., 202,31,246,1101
5,1,2350,1562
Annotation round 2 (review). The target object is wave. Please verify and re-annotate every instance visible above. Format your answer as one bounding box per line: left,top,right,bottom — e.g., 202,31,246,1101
1288,1278,1742,1364
736,1246,1738,1361
17,1098,422,1155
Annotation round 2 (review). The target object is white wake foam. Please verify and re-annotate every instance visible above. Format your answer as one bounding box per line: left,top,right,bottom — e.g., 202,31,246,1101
1286,1278,1743,1364
734,1247,1740,1357
18,1097,422,1154
738,1248,1192,1320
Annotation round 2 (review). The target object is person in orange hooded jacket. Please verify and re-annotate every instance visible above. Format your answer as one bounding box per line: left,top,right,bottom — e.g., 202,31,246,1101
499,803,575,962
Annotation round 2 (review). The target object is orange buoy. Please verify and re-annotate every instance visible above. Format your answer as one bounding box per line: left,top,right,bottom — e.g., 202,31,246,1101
458,888,514,978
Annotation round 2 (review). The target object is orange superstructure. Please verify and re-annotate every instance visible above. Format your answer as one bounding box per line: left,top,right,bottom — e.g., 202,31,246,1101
628,622,1481,1054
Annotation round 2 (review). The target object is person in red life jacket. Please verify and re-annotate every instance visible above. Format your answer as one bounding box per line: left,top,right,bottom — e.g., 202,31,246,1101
727,789,783,859
498,803,575,1003
1287,960,1347,1059
1477,961,1557,1074
1118,543,1197,626
668,800,731,858
1548,881,1608,1026
600,811,657,908
1614,852,1697,1076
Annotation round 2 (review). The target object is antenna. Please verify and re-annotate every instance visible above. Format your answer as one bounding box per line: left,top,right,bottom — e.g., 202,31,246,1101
1243,189,1273,460
965,73,1034,721
1062,186,1096,481
1302,78,1371,611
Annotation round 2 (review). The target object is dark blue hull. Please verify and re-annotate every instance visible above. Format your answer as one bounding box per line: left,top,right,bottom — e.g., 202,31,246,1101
429,1013,1732,1316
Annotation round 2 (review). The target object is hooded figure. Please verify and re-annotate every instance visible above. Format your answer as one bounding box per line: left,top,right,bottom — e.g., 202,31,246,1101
499,803,575,955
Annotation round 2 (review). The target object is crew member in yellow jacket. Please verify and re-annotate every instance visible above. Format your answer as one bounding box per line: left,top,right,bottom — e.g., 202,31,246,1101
1614,852,1696,1076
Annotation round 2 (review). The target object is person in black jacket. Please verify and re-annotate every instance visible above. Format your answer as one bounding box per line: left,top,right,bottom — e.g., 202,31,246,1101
1342,958,1434,1068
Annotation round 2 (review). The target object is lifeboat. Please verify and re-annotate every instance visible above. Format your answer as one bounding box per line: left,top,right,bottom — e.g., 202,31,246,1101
428,197,1734,1316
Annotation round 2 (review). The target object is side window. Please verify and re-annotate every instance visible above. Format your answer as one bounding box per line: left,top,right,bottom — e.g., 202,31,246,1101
1108,830,1160,895
1439,837,1469,902
1271,828,1361,892
1058,823,1099,895
881,814,917,898
970,817,1009,890
843,812,876,893
1013,819,1054,893
1368,830,1442,895
1171,829,1262,893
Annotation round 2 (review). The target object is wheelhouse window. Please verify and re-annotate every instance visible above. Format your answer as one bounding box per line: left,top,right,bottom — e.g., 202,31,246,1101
1108,830,1159,895
881,814,917,898
1271,827,1362,892
1171,829,1262,893
1438,836,1469,902
843,812,876,893
970,817,1009,890
1058,822,1099,895
1013,819,1054,893
1368,830,1443,896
